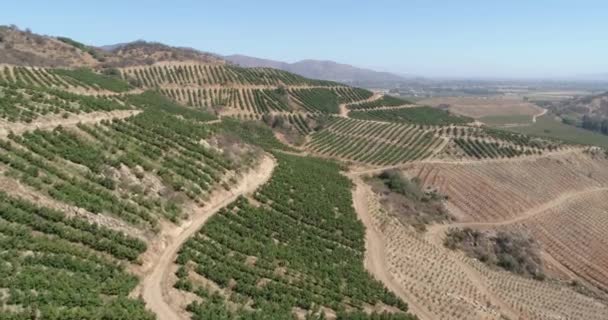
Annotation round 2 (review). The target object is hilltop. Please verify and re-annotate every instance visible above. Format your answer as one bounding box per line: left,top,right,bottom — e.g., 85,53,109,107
0,25,100,67
99,40,224,67
0,27,223,68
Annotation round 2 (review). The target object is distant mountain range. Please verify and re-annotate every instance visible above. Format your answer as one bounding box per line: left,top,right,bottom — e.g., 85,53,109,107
224,54,412,87
6,28,604,86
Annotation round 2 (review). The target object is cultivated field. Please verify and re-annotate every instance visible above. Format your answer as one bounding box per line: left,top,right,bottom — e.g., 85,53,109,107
356,176,608,320
501,189,608,293
507,114,608,148
419,96,543,122
406,151,608,222
0,64,137,94
118,62,377,119
3,27,608,320
171,153,416,319
306,117,446,166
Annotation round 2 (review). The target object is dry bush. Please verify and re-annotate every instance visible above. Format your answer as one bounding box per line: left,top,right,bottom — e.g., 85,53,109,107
261,113,306,145
212,133,261,169
370,170,451,231
445,228,545,280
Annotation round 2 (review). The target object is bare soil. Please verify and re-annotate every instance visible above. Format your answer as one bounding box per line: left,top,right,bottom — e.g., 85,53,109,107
134,155,276,320
0,109,140,138
350,175,436,320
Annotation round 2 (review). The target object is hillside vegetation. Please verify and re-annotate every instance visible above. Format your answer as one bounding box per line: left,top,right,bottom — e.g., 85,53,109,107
175,153,415,319
369,170,450,231
347,95,410,110
2,27,608,320
350,106,473,125
444,228,545,280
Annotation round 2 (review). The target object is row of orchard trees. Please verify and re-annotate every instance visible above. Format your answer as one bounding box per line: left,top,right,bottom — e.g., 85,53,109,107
0,81,130,122
0,190,154,319
174,152,416,319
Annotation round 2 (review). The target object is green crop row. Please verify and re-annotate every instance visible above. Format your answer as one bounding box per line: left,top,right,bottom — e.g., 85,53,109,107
0,81,130,123
347,95,410,110
174,153,415,319
350,106,473,125
0,191,153,319
453,138,538,159
307,117,442,165
53,68,132,92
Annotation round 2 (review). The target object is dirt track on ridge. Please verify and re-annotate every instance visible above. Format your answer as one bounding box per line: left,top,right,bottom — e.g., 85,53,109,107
350,175,435,320
138,155,276,320
0,109,140,138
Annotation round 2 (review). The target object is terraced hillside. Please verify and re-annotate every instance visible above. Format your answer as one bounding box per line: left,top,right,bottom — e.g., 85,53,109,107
0,65,136,94
430,125,564,160
352,150,608,319
501,189,608,293
171,153,415,319
0,191,154,319
3,28,608,320
0,48,422,319
305,115,566,167
0,77,268,318
349,106,473,126
306,117,445,165
347,95,410,110
117,63,377,118
120,63,337,87
407,151,608,222
0,82,128,121
357,186,608,320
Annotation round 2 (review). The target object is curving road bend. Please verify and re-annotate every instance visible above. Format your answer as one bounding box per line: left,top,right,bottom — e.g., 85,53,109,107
139,155,276,320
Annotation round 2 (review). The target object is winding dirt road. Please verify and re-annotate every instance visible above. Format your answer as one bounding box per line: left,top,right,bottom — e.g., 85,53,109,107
0,109,141,138
425,186,608,247
139,155,276,320
350,175,435,320
347,168,608,320
532,108,548,123
339,93,382,117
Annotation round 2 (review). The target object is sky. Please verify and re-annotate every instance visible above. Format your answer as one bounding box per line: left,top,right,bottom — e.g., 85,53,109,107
3,0,608,79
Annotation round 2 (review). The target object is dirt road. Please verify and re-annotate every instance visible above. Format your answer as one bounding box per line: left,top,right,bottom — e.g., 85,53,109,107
0,109,140,138
532,108,548,123
350,175,435,320
350,173,524,319
139,155,276,320
339,93,382,117
425,186,608,246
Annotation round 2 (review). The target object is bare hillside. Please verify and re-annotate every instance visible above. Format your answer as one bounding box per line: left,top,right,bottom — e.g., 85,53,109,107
0,25,99,67
101,41,225,67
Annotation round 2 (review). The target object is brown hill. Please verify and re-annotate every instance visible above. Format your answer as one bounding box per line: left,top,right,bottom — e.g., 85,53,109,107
100,41,224,67
0,25,99,67
225,54,410,87
0,26,225,68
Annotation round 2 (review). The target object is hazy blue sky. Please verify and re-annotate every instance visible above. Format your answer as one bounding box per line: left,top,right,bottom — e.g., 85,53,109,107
3,0,608,78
